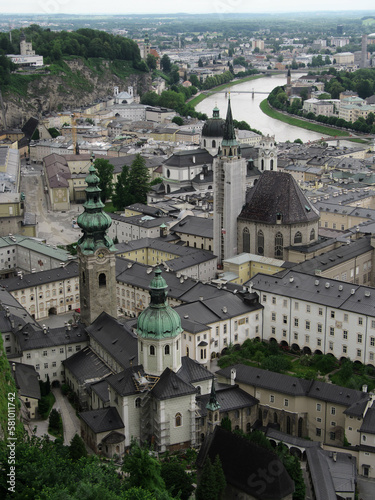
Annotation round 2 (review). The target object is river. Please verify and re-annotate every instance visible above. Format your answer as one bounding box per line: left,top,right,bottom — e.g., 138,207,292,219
196,74,325,143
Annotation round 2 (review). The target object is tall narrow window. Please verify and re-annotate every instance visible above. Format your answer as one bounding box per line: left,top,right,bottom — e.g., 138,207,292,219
310,228,315,241
164,345,170,355
150,345,155,356
275,232,283,258
257,230,264,255
243,227,250,253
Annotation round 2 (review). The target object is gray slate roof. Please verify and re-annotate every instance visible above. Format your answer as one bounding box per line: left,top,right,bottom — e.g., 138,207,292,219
197,384,258,417
151,367,196,400
217,364,367,407
79,407,124,433
0,261,78,291
163,148,213,168
63,347,112,383
170,215,213,238
250,269,375,316
360,405,375,434
86,312,138,370
11,362,41,400
177,356,213,384
16,323,88,352
106,365,145,397
239,171,319,224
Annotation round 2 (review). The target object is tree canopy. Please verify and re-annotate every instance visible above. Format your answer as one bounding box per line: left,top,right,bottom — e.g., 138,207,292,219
94,158,114,203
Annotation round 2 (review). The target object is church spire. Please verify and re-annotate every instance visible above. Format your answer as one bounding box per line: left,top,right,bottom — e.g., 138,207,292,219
77,159,116,254
221,96,240,157
206,378,220,412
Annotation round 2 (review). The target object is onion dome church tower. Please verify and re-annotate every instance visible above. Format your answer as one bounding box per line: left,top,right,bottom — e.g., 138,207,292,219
213,98,247,264
201,106,225,155
77,162,118,325
136,268,183,376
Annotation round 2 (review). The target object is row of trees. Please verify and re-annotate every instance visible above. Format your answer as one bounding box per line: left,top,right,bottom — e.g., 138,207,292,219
0,26,143,66
0,435,198,499
268,85,375,134
141,88,208,120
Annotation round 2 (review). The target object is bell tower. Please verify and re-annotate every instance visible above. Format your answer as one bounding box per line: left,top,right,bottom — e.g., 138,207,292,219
77,161,117,325
213,97,247,264
136,268,183,376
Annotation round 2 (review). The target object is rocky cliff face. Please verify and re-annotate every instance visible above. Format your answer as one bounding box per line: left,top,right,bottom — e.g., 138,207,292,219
3,58,151,127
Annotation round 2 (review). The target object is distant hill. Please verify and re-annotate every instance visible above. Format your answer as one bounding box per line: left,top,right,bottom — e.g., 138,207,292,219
0,26,151,127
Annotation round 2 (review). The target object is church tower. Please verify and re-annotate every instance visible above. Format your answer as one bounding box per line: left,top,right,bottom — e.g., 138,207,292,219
206,378,221,434
213,98,247,264
136,268,183,376
77,162,117,325
258,134,277,172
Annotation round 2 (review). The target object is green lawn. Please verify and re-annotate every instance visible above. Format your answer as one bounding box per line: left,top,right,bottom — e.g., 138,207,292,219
259,99,351,137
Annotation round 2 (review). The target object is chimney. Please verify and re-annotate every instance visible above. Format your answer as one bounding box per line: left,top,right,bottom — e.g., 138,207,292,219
333,452,337,462
67,323,71,331
5,307,10,318
12,362,16,372
230,368,236,386
43,324,47,334
362,384,368,393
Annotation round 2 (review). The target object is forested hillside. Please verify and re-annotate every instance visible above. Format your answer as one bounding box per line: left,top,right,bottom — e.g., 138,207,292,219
0,26,151,127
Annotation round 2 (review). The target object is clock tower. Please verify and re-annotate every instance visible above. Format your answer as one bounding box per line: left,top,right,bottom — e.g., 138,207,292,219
77,161,117,325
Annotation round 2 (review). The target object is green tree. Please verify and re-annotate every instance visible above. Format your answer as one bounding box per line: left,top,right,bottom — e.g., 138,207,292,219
146,53,157,71
196,457,216,500
128,154,150,204
220,416,232,432
213,455,226,500
48,409,61,432
69,433,87,461
113,164,132,211
198,58,204,67
172,116,183,126
122,440,165,494
94,158,114,203
160,460,194,500
161,54,171,73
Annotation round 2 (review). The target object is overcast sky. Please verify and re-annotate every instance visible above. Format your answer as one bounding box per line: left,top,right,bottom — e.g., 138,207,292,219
2,1,375,16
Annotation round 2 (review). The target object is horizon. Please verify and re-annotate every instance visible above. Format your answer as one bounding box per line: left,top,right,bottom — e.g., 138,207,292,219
1,3,375,16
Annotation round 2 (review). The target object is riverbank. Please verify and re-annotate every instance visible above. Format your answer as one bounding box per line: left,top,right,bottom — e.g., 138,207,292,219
259,99,351,138
189,74,266,107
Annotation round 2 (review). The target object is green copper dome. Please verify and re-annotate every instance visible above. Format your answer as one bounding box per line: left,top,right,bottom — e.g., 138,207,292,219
137,268,182,339
77,164,116,254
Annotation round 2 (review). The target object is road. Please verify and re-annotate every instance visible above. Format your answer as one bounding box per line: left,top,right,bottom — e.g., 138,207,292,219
20,163,83,246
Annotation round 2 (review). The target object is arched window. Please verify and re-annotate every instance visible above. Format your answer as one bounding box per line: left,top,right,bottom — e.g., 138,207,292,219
196,386,201,395
167,169,170,178
235,410,240,419
186,346,189,357
310,228,315,241
275,232,283,258
203,139,206,147
243,227,250,253
257,230,264,255
212,139,216,148
270,159,274,170
246,422,251,432
294,231,302,244
99,273,106,288
214,413,218,421
164,344,170,355
175,412,182,427
261,159,264,170
150,345,155,356
135,398,141,408
274,412,278,424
